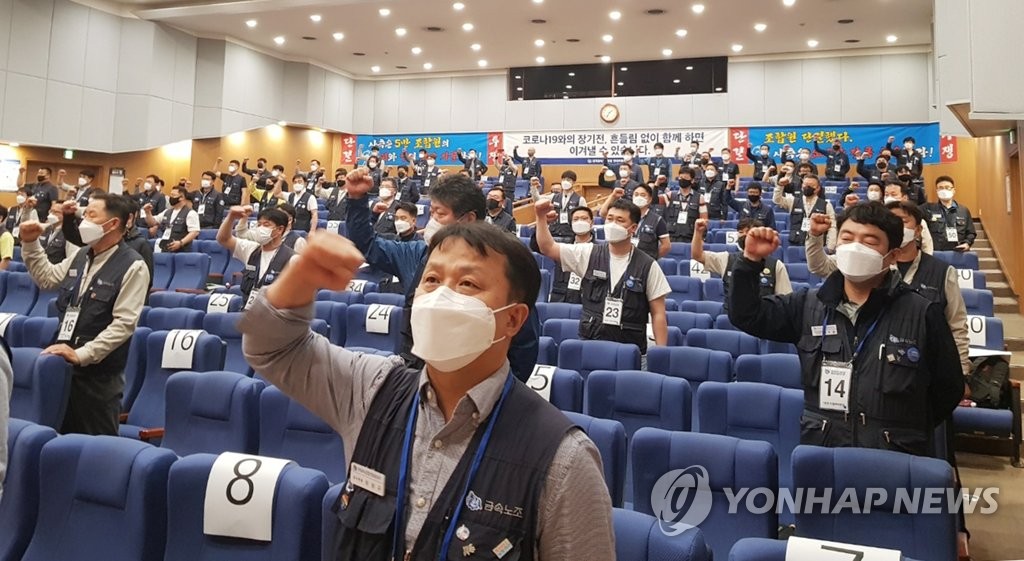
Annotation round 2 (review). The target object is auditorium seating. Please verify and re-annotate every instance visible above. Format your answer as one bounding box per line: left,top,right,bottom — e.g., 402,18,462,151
0,420,58,561
557,339,641,379
9,347,72,429
613,508,711,561
686,328,760,359
587,370,692,435
259,386,347,483
344,304,404,353
961,288,994,317
160,371,264,456
0,273,38,315
564,412,628,507
734,354,802,389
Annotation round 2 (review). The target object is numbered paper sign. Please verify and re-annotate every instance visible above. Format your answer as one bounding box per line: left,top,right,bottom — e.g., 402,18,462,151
527,365,556,402
967,315,988,348
203,452,294,542
0,312,16,337
957,269,975,290
326,220,342,233
206,294,233,314
416,204,426,216
365,304,393,334
689,260,711,282
516,224,525,237
785,536,900,561
646,323,656,347
724,230,739,245
348,279,368,294
161,329,206,370
823,185,838,195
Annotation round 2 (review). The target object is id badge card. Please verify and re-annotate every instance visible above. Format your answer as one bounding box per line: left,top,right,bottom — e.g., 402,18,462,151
945,227,959,242
631,236,640,247
58,307,80,342
834,164,842,173
567,273,582,291
819,360,852,412
197,203,206,215
602,297,623,326
559,210,569,224
161,228,172,240
245,290,258,311
801,216,811,232
653,167,661,177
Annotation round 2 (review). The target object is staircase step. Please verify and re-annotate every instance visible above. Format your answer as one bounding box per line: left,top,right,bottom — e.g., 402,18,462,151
987,281,1016,298
980,257,1000,270
995,297,1020,314
973,247,994,258
981,269,1007,285
1012,364,1024,382
1007,338,1024,353
972,239,991,249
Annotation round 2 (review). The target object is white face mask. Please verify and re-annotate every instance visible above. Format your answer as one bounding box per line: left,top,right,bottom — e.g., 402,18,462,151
46,214,59,226
423,218,443,244
901,227,917,248
78,218,110,246
15,195,26,205
623,154,633,162
836,242,887,283
294,183,306,192
632,195,650,208
368,161,379,169
427,159,436,166
799,153,810,161
722,155,731,162
604,222,631,243
411,286,513,372
395,220,413,235
760,150,769,157
468,153,477,160
560,180,572,191
655,150,664,157
937,189,954,202
572,220,592,235
867,190,882,202
144,182,153,191
201,179,212,188
904,143,914,151
310,164,319,172
78,177,89,187
604,171,616,181
705,170,717,179
619,169,629,179
883,196,900,205
228,165,238,173
379,187,394,200
271,170,281,178
254,226,274,246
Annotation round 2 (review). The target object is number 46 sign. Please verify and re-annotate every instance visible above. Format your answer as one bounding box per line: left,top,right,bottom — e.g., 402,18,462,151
786,537,901,561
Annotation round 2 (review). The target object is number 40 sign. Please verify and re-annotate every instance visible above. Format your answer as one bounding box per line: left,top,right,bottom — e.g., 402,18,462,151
785,537,901,561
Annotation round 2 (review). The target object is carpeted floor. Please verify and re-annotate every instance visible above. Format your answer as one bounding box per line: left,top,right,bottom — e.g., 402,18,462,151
958,451,1024,560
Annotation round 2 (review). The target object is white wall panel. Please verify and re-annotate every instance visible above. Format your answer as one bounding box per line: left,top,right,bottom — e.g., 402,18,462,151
112,94,148,151
305,66,326,125
449,77,478,132
352,80,375,133
562,96,596,130
47,0,87,85
322,72,344,131
191,105,223,138
280,62,309,125
7,0,54,78
116,19,154,96
171,29,196,105
397,79,426,133
476,75,506,132
800,57,842,124
146,96,172,147
0,72,6,131
622,96,660,129
2,72,46,143
840,56,883,123
762,59,803,125
193,39,225,109
170,101,193,143
372,80,400,133
968,0,1024,115
421,78,452,133
503,98,535,131
42,80,82,147
336,74,355,132
149,27,177,99
691,94,729,127
657,95,694,126
881,54,929,123
0,0,12,73
79,87,115,151
532,99,564,131
729,62,767,126
83,8,121,93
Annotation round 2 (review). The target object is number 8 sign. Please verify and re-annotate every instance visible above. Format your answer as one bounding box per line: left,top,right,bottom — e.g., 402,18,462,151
203,452,294,541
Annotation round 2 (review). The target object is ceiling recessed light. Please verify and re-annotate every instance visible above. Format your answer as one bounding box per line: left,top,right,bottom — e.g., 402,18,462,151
715,87,723,92
754,23,767,32
514,75,522,79
534,38,545,47
600,55,611,63
309,14,321,22
411,46,422,54
886,34,898,43
609,10,621,20
332,32,344,41
685,65,693,70
566,84,572,89
602,34,613,43
453,2,465,10
533,0,544,3
675,28,688,37
462,22,474,31
691,4,705,14
379,8,391,16
471,43,481,51
536,56,545,63
371,65,381,73
568,72,575,76
245,19,257,28
673,79,681,83
277,121,287,126
838,19,854,24
273,36,285,45
617,81,624,86
478,59,488,67
807,39,819,47
395,27,407,36
783,0,795,6
516,86,523,91
620,66,628,71
423,62,433,70
662,48,673,56
731,43,743,52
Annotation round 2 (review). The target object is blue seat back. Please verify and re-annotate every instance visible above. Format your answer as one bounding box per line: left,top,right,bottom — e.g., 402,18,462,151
667,275,703,305
202,312,248,375
169,253,210,290
665,311,714,336
161,371,264,456
0,420,58,561
647,346,733,390
9,348,72,429
541,318,580,346
961,288,994,317
537,336,556,366
362,292,406,307
0,272,38,315
152,253,174,290
316,289,364,305
149,292,194,309
259,387,347,483
122,327,153,411
678,300,724,316
143,308,205,331
557,339,640,379
563,412,628,508
345,304,405,353
6,316,58,349
27,290,57,317
703,278,725,302
686,328,760,359
586,370,692,435
191,293,244,314
535,302,583,324
734,354,801,388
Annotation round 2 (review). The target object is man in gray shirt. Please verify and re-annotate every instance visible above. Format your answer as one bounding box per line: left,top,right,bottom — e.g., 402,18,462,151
0,338,11,502
240,215,615,561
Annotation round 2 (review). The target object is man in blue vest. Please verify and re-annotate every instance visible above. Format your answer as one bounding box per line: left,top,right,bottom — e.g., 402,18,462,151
143,184,200,253
240,222,614,561
218,205,294,310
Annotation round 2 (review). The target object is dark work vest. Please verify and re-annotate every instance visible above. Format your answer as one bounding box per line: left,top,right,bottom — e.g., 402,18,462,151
788,196,828,246
923,203,970,252
903,253,950,309
194,188,221,228
723,253,777,314
549,236,592,304
420,168,441,193
704,180,727,220
283,231,301,250
260,189,280,210
550,191,581,241
665,189,701,243
579,244,655,353
334,366,573,561
485,210,516,233
240,243,295,306
44,227,68,264
327,187,349,221
374,200,400,235
160,208,193,251
77,186,98,207
55,243,143,377
288,191,315,231
632,209,662,261
797,272,934,455
220,174,247,206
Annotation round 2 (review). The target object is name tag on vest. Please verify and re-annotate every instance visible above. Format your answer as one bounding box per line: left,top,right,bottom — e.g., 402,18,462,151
349,462,386,497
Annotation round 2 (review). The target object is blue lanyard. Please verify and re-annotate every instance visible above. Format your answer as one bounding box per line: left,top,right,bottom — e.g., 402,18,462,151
821,310,885,362
392,374,515,561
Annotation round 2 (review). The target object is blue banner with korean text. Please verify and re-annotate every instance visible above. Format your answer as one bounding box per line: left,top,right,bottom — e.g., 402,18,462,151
354,133,489,166
735,123,942,164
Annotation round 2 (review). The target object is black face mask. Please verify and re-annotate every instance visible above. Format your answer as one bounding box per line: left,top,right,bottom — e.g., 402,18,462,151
257,163,265,170
737,236,747,250
679,179,692,188
802,187,817,197
748,194,761,204
877,162,887,170
36,175,46,182
336,178,346,186
169,197,181,206
898,175,911,182
398,172,407,178
487,199,500,211
833,145,841,151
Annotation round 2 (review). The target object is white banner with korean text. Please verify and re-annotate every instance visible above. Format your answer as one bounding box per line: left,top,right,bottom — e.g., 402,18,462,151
503,128,730,165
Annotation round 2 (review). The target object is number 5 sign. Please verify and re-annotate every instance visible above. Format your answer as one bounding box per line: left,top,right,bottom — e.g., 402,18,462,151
785,537,901,561
203,452,294,541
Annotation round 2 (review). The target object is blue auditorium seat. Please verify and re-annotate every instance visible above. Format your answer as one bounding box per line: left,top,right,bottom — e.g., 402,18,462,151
685,328,760,359
26,289,56,318
541,318,580,346
5,316,58,349
791,446,957,561
142,307,204,331
647,346,734,392
202,312,249,375
362,292,406,307
160,371,264,456
314,301,348,346
632,429,778,559
703,278,725,303
666,276,703,306
195,240,232,280
557,339,640,379
191,293,244,314
665,311,714,336
259,386,347,483
152,252,174,290
933,250,979,271
168,253,210,291
961,288,995,317
613,508,711,561
528,366,584,413
20,435,177,561
164,454,328,561
586,370,692,435
678,300,724,317
121,327,153,412
0,420,58,561
784,246,807,263
0,273,37,315
537,336,557,366
728,538,924,561
535,302,583,324
149,291,193,309
9,348,72,429
668,243,692,261
734,354,801,389
562,412,627,508
714,314,737,331
345,304,404,353
658,257,679,276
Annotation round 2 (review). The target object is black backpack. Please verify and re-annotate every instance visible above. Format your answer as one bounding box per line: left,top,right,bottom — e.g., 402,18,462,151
968,355,1011,409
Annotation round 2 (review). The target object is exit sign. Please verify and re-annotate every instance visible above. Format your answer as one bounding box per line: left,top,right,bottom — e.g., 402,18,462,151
63,149,74,159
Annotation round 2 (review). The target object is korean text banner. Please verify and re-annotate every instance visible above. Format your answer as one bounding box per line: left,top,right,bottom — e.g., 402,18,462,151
503,128,730,165
354,133,489,165
730,123,945,164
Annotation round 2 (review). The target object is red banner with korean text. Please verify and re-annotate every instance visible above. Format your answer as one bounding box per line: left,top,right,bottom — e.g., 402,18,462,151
488,132,505,165
940,135,959,163
729,128,750,164
339,134,358,166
